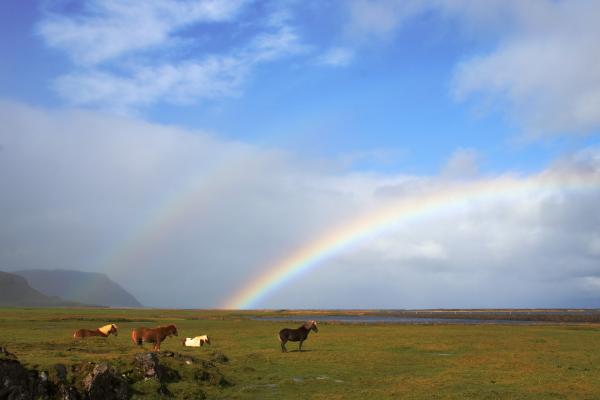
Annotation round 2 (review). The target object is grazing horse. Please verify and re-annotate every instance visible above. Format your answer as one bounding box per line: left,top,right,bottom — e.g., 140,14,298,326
183,335,210,347
278,320,318,352
131,325,178,351
73,323,118,339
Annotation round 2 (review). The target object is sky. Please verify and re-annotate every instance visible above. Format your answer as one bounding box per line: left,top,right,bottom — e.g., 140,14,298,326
1,0,600,308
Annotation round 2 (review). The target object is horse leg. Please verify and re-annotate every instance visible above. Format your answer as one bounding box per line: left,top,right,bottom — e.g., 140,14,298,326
299,340,303,351
280,340,287,353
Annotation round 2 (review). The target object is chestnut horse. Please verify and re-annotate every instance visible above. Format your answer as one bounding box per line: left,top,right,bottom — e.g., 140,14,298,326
131,324,178,351
73,323,118,339
278,320,318,352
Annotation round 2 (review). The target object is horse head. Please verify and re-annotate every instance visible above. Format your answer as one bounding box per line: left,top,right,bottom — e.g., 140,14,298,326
168,325,178,336
305,320,318,332
199,335,210,346
110,324,118,336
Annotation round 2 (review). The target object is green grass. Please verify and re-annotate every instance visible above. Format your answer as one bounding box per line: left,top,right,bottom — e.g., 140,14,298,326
1,308,600,399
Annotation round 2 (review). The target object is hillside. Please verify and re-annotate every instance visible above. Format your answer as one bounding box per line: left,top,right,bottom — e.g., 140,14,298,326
0,271,81,307
14,269,142,308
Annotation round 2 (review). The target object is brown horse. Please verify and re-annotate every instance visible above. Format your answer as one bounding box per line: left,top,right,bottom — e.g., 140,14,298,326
278,320,318,352
131,325,178,351
73,323,118,339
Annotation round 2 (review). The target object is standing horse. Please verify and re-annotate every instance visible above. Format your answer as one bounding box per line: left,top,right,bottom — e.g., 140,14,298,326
278,320,318,352
131,325,178,351
73,323,118,339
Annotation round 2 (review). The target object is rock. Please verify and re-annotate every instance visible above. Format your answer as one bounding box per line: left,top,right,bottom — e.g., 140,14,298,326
53,364,68,383
157,384,172,397
50,363,81,400
0,346,17,361
58,384,82,400
200,359,215,368
0,356,52,400
210,351,229,364
82,362,129,400
171,353,196,364
39,370,49,383
133,352,161,379
195,369,230,387
133,352,179,383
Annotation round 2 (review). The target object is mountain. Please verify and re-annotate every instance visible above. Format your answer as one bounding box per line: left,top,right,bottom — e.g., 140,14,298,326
14,269,142,308
0,271,82,307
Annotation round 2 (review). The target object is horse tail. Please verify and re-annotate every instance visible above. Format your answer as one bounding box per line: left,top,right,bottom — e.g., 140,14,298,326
131,329,140,345
74,329,87,339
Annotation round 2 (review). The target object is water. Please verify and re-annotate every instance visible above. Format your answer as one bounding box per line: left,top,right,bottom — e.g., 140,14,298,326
253,315,549,325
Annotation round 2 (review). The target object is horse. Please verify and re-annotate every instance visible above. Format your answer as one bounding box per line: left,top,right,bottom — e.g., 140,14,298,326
131,324,178,351
73,323,118,339
183,335,210,347
278,320,318,352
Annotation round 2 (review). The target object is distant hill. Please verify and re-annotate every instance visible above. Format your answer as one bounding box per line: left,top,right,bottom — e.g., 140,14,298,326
14,269,142,308
0,271,82,307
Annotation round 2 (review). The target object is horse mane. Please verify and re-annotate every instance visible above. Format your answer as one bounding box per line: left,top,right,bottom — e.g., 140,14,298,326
98,323,117,335
158,324,177,334
302,320,317,329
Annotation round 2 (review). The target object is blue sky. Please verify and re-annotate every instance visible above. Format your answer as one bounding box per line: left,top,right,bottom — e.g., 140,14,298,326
1,1,600,308
3,0,598,175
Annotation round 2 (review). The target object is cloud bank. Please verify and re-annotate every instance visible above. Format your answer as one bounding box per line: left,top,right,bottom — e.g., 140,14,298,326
1,100,599,308
345,0,600,137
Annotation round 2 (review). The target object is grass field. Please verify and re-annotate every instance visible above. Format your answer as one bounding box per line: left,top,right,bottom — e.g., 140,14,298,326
1,308,600,399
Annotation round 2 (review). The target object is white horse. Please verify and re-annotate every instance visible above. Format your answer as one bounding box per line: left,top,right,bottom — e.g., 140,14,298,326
183,335,210,347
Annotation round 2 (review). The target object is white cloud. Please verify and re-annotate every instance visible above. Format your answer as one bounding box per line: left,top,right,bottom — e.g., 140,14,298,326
39,0,248,65
54,56,249,112
442,147,480,178
248,25,308,63
1,101,600,308
453,2,600,136
358,238,448,262
317,47,354,67
52,23,307,112
588,235,600,257
343,0,600,137
346,0,426,40
38,0,308,111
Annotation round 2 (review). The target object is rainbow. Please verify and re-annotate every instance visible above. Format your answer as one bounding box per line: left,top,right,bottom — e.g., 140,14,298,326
224,170,599,309
97,149,253,279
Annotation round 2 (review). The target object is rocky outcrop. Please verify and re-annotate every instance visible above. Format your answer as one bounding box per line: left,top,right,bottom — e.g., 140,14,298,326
50,364,80,400
81,363,129,400
0,347,52,400
0,348,230,399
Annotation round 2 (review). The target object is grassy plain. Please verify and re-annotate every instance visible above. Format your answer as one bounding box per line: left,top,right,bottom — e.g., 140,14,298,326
1,308,600,399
